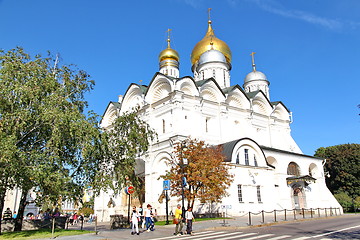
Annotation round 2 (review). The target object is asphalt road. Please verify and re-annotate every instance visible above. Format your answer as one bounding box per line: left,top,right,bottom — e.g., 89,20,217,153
223,214,360,239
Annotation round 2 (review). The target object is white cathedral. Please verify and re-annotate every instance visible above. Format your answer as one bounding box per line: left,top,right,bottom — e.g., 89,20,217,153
94,18,341,221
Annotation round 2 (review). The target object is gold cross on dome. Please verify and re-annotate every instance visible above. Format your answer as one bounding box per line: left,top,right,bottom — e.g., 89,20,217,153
166,29,172,47
250,52,256,71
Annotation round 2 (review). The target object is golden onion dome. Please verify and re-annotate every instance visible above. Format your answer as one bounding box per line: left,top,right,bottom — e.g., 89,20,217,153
158,38,180,62
191,20,232,65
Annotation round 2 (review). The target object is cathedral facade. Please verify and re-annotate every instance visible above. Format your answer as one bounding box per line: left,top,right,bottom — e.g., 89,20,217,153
95,18,341,221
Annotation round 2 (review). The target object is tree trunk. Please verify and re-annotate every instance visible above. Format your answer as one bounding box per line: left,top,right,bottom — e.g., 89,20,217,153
0,187,7,235
14,189,29,232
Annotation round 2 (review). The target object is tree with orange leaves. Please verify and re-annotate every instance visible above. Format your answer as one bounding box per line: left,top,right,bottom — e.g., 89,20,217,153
161,137,233,209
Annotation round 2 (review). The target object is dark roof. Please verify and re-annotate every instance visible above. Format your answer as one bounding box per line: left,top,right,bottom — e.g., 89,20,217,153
110,101,121,108
286,175,317,184
260,146,322,160
220,139,239,162
271,101,291,113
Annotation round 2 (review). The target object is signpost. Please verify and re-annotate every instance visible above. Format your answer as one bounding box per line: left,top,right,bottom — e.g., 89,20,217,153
125,186,134,224
221,205,232,226
163,180,170,224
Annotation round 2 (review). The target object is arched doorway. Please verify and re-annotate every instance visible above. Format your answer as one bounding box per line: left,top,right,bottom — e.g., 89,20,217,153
293,187,305,209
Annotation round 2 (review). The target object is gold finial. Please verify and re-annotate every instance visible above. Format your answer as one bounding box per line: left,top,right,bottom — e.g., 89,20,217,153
250,52,256,72
166,29,172,48
208,8,212,24
139,79,143,84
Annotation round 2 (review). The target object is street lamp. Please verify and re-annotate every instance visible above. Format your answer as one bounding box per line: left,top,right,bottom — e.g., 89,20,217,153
180,143,188,219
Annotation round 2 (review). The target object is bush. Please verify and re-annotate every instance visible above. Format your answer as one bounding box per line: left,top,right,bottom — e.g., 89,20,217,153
334,192,353,211
78,207,94,217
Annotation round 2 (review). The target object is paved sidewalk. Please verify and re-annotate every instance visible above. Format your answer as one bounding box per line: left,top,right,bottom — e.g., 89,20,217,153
50,215,249,240
43,213,342,240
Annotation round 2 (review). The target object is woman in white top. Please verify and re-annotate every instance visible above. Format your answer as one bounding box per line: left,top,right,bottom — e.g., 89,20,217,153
144,204,153,231
185,207,195,235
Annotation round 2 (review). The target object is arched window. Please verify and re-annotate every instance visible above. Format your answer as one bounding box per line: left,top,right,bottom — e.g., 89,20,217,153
308,163,318,177
287,162,300,176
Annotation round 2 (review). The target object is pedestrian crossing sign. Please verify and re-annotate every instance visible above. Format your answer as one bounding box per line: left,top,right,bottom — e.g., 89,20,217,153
163,180,170,190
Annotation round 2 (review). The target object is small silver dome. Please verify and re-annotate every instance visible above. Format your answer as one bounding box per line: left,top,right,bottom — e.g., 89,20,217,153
244,70,268,83
198,49,227,65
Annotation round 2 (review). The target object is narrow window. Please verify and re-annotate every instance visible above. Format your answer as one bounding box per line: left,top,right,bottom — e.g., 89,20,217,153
244,149,249,165
223,69,226,86
257,185,262,202
236,153,240,164
213,69,216,78
254,155,258,167
237,184,243,202
162,119,165,133
205,118,208,133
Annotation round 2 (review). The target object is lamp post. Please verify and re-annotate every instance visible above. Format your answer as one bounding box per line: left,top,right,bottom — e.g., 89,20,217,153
180,143,188,219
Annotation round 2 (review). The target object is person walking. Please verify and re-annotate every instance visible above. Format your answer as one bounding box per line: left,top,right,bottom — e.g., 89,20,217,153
144,204,153,232
130,207,140,235
138,205,144,228
173,204,183,236
185,207,195,235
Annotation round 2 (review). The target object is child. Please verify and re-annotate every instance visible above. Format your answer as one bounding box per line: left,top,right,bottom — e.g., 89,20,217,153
185,207,195,235
131,207,140,235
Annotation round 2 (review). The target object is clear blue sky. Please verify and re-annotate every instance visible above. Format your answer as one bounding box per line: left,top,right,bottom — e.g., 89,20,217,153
1,0,359,156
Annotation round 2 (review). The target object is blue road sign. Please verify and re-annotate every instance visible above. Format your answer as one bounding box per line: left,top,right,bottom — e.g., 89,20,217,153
163,180,170,190
182,177,187,187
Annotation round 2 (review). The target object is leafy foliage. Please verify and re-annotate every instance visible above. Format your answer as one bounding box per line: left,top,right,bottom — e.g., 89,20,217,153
94,107,157,199
0,47,102,230
334,192,353,209
161,138,233,209
314,144,360,200
78,207,94,217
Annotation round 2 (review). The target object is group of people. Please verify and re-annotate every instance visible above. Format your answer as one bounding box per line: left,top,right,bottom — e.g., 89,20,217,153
130,204,156,235
174,204,195,236
68,212,85,225
1,207,65,221
129,203,195,236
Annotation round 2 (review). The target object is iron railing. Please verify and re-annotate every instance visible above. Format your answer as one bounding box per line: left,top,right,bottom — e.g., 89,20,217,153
248,207,341,226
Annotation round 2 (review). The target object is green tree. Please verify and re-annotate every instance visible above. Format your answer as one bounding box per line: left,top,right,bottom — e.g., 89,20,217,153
334,192,353,211
0,47,102,232
161,138,233,210
94,108,157,202
314,144,360,200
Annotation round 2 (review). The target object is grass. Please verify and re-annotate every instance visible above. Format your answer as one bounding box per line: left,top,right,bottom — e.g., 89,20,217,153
0,229,93,240
155,217,230,226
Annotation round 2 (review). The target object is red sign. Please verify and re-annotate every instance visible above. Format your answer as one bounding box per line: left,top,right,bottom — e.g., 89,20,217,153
125,186,135,195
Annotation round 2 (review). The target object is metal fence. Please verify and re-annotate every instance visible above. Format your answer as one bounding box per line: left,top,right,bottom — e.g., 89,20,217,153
248,207,342,226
